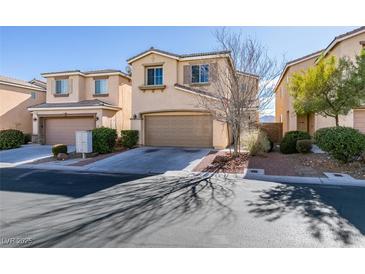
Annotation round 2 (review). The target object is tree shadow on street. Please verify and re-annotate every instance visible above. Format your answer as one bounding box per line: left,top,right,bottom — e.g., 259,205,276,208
2,172,236,247
246,183,365,246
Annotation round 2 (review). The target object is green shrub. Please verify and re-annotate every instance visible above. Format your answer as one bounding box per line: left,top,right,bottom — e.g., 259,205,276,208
280,130,311,154
314,127,365,163
52,144,67,157
24,133,32,144
120,130,139,148
242,130,271,156
92,127,117,154
296,139,313,153
0,129,24,150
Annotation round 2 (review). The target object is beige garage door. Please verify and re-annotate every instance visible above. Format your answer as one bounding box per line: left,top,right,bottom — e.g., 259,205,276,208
354,110,365,134
45,117,95,145
145,115,213,148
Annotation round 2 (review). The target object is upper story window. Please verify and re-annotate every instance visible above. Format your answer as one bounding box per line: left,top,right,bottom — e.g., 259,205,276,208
31,91,36,99
95,79,108,94
55,79,68,94
191,64,209,84
146,67,163,86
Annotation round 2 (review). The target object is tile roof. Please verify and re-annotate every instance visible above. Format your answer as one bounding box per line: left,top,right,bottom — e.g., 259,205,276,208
0,75,46,90
333,26,365,41
320,26,365,59
174,84,220,99
127,47,231,62
41,69,130,78
286,49,323,65
29,78,47,89
29,99,116,109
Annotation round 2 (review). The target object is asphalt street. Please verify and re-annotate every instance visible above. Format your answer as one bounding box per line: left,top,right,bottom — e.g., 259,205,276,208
1,168,365,247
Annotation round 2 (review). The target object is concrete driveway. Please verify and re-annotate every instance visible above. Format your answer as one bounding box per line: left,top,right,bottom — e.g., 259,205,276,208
85,147,210,174
0,144,74,167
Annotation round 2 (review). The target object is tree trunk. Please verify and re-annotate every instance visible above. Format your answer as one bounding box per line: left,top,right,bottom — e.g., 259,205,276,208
335,115,339,126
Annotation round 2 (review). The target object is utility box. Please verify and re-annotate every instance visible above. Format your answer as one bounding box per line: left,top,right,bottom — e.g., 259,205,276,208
76,130,93,154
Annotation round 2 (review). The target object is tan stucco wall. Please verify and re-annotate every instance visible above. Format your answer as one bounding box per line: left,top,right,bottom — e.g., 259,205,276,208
275,31,365,134
275,56,317,135
0,84,46,134
46,75,81,103
41,74,132,138
129,52,232,148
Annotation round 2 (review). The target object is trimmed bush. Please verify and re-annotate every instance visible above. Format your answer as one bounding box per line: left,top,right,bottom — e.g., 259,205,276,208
120,130,139,149
296,139,313,153
0,129,24,150
52,144,67,157
280,130,311,154
314,127,365,163
92,127,117,154
24,133,32,144
242,130,271,156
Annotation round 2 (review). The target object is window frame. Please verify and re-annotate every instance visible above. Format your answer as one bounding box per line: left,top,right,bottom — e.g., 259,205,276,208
191,64,209,84
55,79,68,94
145,66,163,86
31,91,36,99
94,78,108,95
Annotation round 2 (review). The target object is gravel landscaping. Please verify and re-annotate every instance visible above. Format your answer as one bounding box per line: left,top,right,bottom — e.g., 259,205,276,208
194,149,365,179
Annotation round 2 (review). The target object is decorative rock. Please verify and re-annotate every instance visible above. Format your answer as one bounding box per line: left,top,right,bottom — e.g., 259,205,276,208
56,153,69,161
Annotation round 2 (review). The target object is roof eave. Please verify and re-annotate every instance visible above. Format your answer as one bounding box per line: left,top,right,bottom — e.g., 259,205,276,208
317,27,365,63
0,80,46,91
28,105,121,112
127,50,180,64
274,51,322,92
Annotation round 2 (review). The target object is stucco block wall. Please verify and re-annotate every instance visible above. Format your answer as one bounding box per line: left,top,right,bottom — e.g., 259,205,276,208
0,84,46,133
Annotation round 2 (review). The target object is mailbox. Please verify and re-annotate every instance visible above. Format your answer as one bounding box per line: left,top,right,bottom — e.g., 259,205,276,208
76,130,93,154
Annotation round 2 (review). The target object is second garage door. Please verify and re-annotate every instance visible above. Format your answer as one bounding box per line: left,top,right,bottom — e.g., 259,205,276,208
354,109,365,134
145,115,213,148
45,117,95,145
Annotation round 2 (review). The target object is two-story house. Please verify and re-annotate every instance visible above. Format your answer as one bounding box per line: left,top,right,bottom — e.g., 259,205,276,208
28,69,131,144
0,75,46,134
275,26,365,135
127,47,259,149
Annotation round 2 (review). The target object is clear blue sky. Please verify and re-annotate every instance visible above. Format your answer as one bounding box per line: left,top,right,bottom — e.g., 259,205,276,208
0,26,358,81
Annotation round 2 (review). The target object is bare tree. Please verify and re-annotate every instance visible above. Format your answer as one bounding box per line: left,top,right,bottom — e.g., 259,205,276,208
197,28,284,156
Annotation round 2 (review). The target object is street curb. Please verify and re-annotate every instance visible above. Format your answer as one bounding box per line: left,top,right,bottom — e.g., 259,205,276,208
244,173,365,187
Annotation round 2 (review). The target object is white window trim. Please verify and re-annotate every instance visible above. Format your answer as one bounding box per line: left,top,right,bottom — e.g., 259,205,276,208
191,64,209,84
145,66,163,86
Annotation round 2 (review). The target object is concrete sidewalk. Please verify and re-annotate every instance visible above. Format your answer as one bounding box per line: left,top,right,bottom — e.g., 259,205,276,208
244,169,365,187
0,144,75,168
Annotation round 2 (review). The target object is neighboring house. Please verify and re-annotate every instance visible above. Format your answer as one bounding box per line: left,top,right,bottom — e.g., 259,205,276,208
0,75,46,134
275,26,365,135
28,69,131,145
127,47,259,149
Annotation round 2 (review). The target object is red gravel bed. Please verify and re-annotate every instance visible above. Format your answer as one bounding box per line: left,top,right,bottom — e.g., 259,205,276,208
193,150,249,173
194,149,365,179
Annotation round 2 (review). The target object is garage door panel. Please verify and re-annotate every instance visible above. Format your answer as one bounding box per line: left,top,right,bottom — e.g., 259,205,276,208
354,110,365,134
45,117,95,145
145,115,213,148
